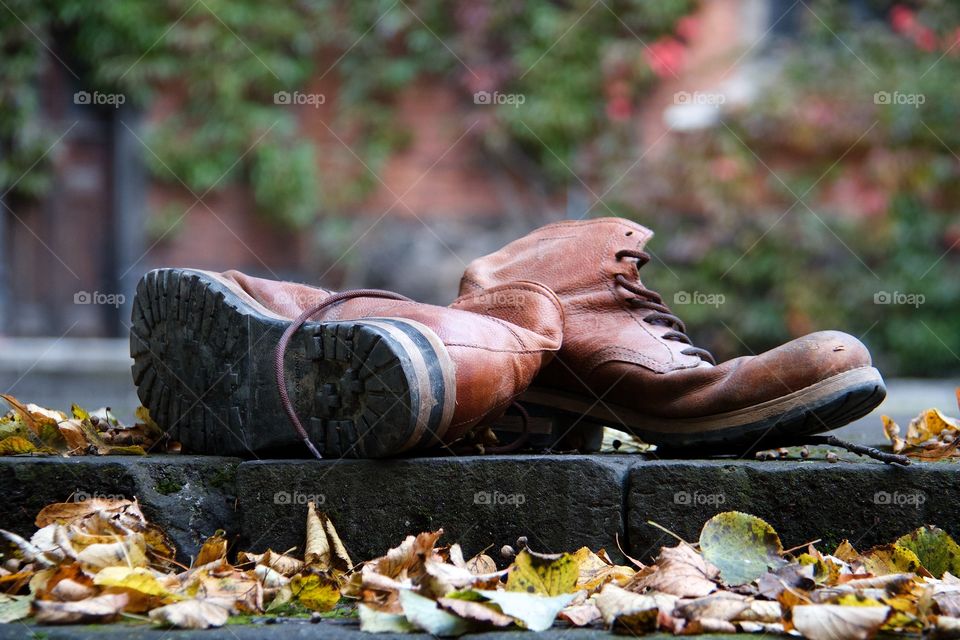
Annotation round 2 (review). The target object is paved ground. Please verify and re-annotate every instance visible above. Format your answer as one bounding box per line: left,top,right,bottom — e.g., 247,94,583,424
0,619,637,639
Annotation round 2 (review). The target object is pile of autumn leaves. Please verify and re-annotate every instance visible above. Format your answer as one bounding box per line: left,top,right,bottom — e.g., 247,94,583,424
0,498,353,628
883,389,960,460
0,394,172,457
6,503,960,639
349,513,960,639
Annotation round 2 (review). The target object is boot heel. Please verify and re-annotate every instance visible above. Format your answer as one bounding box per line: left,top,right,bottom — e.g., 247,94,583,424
131,269,457,458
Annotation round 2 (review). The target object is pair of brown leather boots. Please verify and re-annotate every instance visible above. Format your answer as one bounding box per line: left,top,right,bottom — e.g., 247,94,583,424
130,218,885,458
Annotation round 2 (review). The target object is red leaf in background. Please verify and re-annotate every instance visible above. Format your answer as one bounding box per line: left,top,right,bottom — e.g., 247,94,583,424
644,37,685,79
676,15,700,43
890,5,916,34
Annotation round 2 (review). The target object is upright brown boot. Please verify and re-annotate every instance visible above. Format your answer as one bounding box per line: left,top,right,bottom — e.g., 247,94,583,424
130,268,562,458
459,217,886,452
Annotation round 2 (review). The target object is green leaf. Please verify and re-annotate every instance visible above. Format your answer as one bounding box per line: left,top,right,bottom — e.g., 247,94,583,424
896,526,960,578
699,511,785,586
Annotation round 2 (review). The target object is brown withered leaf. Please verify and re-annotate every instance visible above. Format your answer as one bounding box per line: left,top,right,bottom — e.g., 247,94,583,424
758,562,816,599
629,544,719,597
466,553,498,576
792,604,890,640
363,529,444,586
835,540,860,564
437,596,516,628
595,584,675,634
305,501,352,572
36,498,134,528
238,549,304,577
149,599,229,629
421,556,505,597
559,602,602,626
33,592,129,624
681,617,738,634
674,591,749,621
935,585,960,617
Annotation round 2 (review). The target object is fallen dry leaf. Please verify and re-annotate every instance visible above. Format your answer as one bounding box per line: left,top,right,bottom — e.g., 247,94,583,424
149,599,229,629
629,543,719,597
33,592,129,624
792,604,890,640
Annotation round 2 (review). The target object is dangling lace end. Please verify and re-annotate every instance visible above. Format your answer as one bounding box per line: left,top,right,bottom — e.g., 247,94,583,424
303,437,324,460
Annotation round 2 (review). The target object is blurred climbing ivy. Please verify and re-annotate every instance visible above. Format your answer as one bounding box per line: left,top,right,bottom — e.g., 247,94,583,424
0,0,696,227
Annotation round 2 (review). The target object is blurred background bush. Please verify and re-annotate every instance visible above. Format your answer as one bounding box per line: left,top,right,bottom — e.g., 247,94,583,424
0,0,957,398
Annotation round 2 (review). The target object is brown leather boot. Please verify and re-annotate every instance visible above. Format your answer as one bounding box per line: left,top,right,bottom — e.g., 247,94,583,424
459,217,886,452
130,268,562,458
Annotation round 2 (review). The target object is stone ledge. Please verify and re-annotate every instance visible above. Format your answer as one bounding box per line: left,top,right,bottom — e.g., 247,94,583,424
236,455,632,561
4,454,960,571
0,456,240,560
626,459,960,562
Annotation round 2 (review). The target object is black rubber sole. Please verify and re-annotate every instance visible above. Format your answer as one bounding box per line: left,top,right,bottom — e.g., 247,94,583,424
129,268,454,458
520,369,887,454
655,379,888,453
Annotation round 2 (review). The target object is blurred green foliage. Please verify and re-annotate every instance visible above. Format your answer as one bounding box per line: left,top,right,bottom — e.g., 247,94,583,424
1,0,957,375
0,0,694,226
621,0,960,376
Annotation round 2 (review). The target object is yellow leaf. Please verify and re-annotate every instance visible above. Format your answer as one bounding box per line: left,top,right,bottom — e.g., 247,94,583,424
905,409,959,446
94,566,174,598
506,549,579,596
135,406,163,439
859,544,923,576
0,436,37,455
835,593,885,607
572,547,635,593
194,530,228,567
93,566,178,611
290,570,341,611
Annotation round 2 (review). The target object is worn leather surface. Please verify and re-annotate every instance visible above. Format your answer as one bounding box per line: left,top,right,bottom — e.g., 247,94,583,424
219,270,563,439
459,217,875,418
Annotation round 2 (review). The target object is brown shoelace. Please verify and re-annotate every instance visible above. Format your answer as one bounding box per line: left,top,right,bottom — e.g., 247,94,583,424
273,289,412,459
614,248,717,365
